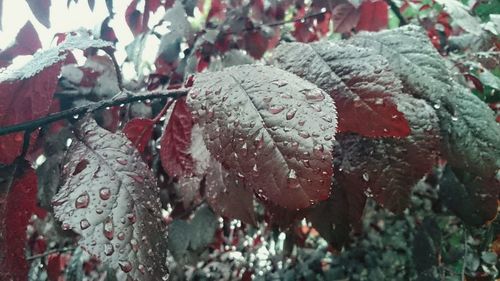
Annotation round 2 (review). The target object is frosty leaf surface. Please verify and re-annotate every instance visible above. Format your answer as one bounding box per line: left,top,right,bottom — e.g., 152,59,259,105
52,118,168,281
273,41,410,138
187,65,337,209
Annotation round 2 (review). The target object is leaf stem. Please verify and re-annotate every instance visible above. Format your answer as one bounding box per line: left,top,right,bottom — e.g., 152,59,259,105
26,246,76,261
384,0,407,26
0,89,189,137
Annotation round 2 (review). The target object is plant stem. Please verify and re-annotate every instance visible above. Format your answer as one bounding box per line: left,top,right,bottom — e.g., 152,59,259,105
26,246,76,261
0,89,189,137
385,0,407,26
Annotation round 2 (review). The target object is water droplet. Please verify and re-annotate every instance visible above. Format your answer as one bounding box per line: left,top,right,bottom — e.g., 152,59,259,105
104,243,114,256
116,158,128,165
313,144,324,156
73,114,79,119
80,219,90,230
433,104,441,109
75,193,89,209
126,213,137,224
252,164,258,172
138,264,146,274
130,238,139,252
96,208,103,214
451,116,458,121
303,88,325,101
119,261,133,273
299,131,310,139
117,232,125,240
272,80,288,87
362,173,370,182
298,120,305,126
62,223,71,230
99,188,111,200
286,108,297,120
322,115,333,123
103,217,114,240
374,98,384,105
262,97,272,103
287,169,300,189
254,134,264,149
269,105,285,114
324,135,332,141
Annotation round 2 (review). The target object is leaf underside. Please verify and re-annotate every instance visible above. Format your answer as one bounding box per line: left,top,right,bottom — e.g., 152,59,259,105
52,118,168,281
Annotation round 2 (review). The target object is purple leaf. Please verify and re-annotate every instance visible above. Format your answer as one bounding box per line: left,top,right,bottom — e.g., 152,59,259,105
187,65,337,210
52,118,168,281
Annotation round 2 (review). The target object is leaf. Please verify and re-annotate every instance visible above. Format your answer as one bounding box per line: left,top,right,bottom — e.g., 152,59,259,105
126,0,146,36
435,0,482,35
0,162,46,281
187,65,337,209
350,25,500,177
0,21,41,68
332,3,360,33
52,118,168,281
439,166,499,226
355,0,388,32
272,41,411,138
160,97,194,178
334,94,441,212
0,33,113,165
26,0,51,28
168,206,217,263
123,118,155,153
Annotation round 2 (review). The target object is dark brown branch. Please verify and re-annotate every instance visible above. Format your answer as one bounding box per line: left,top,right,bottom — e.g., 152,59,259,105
0,89,189,137
384,0,407,26
26,246,76,261
104,48,124,91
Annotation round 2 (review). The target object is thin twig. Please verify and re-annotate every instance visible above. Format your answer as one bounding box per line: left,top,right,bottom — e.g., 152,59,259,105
26,246,76,261
103,48,124,91
266,10,328,28
0,89,189,137
384,0,408,26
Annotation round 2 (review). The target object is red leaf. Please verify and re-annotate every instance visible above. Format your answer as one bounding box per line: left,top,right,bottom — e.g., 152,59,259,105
123,118,155,153
160,97,194,178
47,253,71,281
126,0,145,36
0,62,62,164
242,30,269,59
26,0,51,28
0,164,46,281
356,0,388,32
332,3,360,33
100,17,118,43
0,21,41,68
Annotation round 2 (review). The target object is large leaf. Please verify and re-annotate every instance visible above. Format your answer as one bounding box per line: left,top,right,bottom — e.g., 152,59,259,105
334,94,441,212
0,32,113,165
52,118,168,281
273,41,410,138
187,65,337,209
0,162,46,281
350,25,500,177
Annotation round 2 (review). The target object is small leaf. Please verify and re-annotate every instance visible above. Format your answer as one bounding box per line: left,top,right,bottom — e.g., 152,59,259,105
187,65,337,209
273,41,410,138
123,118,155,153
52,118,168,281
26,0,51,28
160,97,194,177
0,21,41,68
332,3,360,33
355,0,388,32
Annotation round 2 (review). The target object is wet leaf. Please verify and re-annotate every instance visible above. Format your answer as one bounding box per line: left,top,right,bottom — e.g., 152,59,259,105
332,3,360,33
335,94,440,212
187,65,337,209
160,97,194,178
123,118,155,153
273,41,410,138
52,118,168,281
356,0,388,32
350,25,500,178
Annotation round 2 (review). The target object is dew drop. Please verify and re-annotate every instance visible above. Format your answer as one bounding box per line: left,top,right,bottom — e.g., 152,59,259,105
298,120,305,126
99,188,111,200
451,116,458,121
126,213,137,224
286,108,297,120
374,98,384,105
119,261,133,273
362,173,370,182
433,104,441,109
269,105,285,114
263,96,272,103
117,232,125,240
287,169,301,189
138,264,146,274
80,219,90,230
252,164,258,172
303,89,325,101
103,217,114,240
96,208,103,214
313,144,324,156
104,243,114,256
272,80,288,87
116,158,128,165
75,193,89,209
62,223,71,230
130,238,139,252
299,131,310,139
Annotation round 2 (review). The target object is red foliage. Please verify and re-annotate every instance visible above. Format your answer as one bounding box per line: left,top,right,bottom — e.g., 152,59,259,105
356,0,388,31
124,118,155,153
0,21,41,68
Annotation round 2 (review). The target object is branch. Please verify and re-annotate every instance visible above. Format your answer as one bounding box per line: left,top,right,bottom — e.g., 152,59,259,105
103,48,124,91
0,89,189,137
26,246,76,261
384,0,407,26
